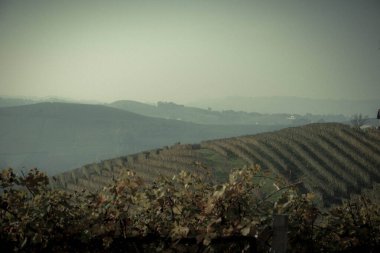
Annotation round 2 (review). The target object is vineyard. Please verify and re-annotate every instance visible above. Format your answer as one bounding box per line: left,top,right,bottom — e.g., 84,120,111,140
53,144,246,193
2,122,380,252
53,123,380,205
2,164,380,252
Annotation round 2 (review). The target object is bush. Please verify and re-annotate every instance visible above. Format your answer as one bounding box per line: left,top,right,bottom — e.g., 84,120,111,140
1,166,379,252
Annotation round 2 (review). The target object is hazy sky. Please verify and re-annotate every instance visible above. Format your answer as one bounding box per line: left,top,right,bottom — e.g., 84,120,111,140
0,0,379,103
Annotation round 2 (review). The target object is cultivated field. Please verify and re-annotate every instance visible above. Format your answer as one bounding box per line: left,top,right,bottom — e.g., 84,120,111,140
54,123,380,205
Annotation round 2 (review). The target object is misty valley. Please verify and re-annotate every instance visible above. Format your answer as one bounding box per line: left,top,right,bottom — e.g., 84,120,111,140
1,97,380,252
1,0,380,252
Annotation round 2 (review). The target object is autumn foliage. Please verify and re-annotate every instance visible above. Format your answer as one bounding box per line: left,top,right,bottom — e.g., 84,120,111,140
1,166,379,252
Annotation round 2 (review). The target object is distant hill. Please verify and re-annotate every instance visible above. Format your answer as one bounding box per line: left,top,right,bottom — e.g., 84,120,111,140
0,96,101,108
109,100,348,125
0,97,39,108
0,96,352,124
189,96,379,116
0,103,286,175
54,123,380,206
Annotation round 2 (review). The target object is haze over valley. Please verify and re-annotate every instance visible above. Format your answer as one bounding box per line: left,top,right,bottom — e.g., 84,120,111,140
0,95,377,175
1,1,380,251
0,0,379,183
0,102,291,175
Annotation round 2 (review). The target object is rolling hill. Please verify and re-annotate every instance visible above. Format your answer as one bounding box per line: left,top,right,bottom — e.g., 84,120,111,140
0,96,351,125
0,102,286,175
0,96,101,108
53,123,380,205
109,100,348,125
189,96,379,116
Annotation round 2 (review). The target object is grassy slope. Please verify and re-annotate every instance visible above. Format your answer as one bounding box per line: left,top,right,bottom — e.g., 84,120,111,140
0,103,285,175
54,123,380,205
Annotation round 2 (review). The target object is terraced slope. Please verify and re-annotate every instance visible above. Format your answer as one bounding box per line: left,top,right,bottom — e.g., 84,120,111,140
202,123,380,203
53,143,244,192
54,123,380,205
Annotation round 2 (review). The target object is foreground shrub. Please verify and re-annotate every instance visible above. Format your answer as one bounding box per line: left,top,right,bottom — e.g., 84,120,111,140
0,166,379,252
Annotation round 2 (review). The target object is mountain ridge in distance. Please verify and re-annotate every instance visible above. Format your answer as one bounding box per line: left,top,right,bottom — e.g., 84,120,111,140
188,96,379,116
0,96,102,108
1,95,362,118
109,99,348,125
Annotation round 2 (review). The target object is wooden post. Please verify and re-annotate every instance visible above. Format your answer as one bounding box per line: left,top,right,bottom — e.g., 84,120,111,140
272,214,288,253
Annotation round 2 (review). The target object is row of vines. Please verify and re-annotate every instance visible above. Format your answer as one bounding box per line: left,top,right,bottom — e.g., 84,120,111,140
53,124,380,206
53,144,208,193
1,166,380,252
201,124,380,205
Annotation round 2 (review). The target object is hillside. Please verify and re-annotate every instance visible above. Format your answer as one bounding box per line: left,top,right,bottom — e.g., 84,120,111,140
54,123,380,205
0,97,38,108
0,96,101,108
189,96,379,116
0,103,285,175
109,100,348,125
0,96,351,125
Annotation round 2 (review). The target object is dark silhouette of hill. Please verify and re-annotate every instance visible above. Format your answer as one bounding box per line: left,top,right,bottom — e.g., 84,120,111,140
0,102,286,175
54,123,380,205
0,97,38,108
0,96,100,108
0,96,350,125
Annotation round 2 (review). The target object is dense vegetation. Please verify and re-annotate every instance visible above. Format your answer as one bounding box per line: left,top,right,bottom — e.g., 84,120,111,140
1,166,379,252
6,122,378,251
56,123,380,206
